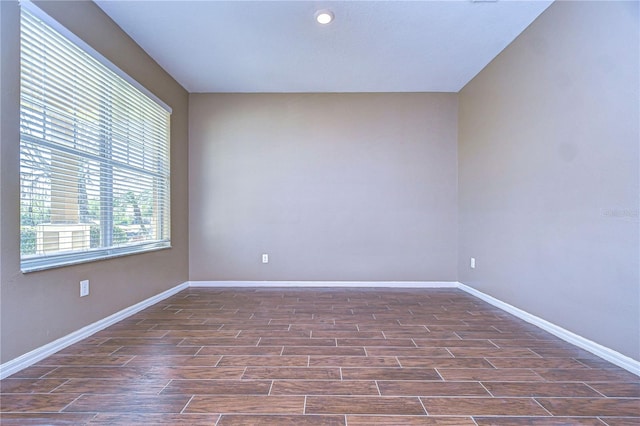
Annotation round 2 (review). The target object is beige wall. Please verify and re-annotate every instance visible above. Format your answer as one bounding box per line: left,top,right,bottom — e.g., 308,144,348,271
0,1,189,363
189,93,458,281
458,1,639,359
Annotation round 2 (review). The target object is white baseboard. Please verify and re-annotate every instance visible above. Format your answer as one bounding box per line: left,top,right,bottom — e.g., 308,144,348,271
2,280,637,379
187,280,459,288
458,282,640,377
0,282,189,380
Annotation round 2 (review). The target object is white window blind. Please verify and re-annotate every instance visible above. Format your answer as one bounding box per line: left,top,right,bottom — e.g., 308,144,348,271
20,3,171,272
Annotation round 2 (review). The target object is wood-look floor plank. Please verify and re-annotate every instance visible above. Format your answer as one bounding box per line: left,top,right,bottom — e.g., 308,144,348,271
88,413,221,424
111,345,201,356
92,329,169,338
377,380,490,396
338,338,416,347
55,345,123,356
341,367,441,381
308,355,400,367
217,414,345,425
5,367,57,379
184,395,305,414
576,357,630,369
486,357,589,369
421,397,549,416
270,380,379,395
309,330,384,339
0,393,80,412
144,366,245,380
601,418,640,426
242,367,340,380
413,339,498,348
447,347,540,358
473,417,607,425
198,346,284,356
282,346,366,356
0,413,97,425
535,368,639,382
102,337,185,346
0,378,69,394
160,379,271,395
259,338,337,347
217,355,308,367
437,368,544,382
364,347,452,357
482,381,603,397
346,416,477,425
124,355,222,367
63,394,191,413
43,366,149,380
398,357,492,368
51,378,171,394
305,396,426,415
536,398,640,417
179,337,260,346
34,354,135,367
586,382,640,398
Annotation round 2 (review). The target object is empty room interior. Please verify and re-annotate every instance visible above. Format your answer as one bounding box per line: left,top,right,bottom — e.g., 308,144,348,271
0,0,639,424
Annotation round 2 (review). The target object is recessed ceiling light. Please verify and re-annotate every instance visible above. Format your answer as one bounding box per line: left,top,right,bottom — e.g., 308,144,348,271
315,10,334,25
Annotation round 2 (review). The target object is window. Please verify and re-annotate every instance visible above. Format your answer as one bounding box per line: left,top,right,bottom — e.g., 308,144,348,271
19,3,171,272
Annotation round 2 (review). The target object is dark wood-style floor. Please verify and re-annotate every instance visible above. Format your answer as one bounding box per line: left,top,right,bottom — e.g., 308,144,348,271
1,287,638,425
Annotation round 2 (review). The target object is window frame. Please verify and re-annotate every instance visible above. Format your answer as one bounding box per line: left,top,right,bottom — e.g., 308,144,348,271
19,1,172,273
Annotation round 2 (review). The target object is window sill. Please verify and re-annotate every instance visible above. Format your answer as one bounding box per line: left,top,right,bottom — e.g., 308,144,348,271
21,242,172,274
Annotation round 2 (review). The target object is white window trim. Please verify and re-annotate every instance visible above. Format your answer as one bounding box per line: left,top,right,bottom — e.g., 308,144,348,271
19,1,172,273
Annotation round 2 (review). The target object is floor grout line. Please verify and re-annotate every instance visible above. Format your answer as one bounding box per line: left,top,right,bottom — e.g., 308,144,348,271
477,381,494,397
57,393,85,413
433,367,444,381
179,395,195,414
418,395,429,415
47,378,71,394
531,396,554,416
583,382,608,398
158,379,174,395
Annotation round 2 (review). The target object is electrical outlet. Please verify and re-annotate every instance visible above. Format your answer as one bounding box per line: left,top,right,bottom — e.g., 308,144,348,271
80,280,89,297
470,258,476,269
262,254,269,264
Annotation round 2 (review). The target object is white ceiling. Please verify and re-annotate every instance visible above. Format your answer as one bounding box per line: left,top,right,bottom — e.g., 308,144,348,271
95,0,553,93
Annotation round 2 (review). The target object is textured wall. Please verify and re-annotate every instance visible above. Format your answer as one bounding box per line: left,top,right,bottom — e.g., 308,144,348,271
458,1,639,359
189,93,458,282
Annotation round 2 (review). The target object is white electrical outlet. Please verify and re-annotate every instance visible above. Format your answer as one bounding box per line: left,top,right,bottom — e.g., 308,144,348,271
262,254,269,264
80,280,89,297
470,258,476,269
